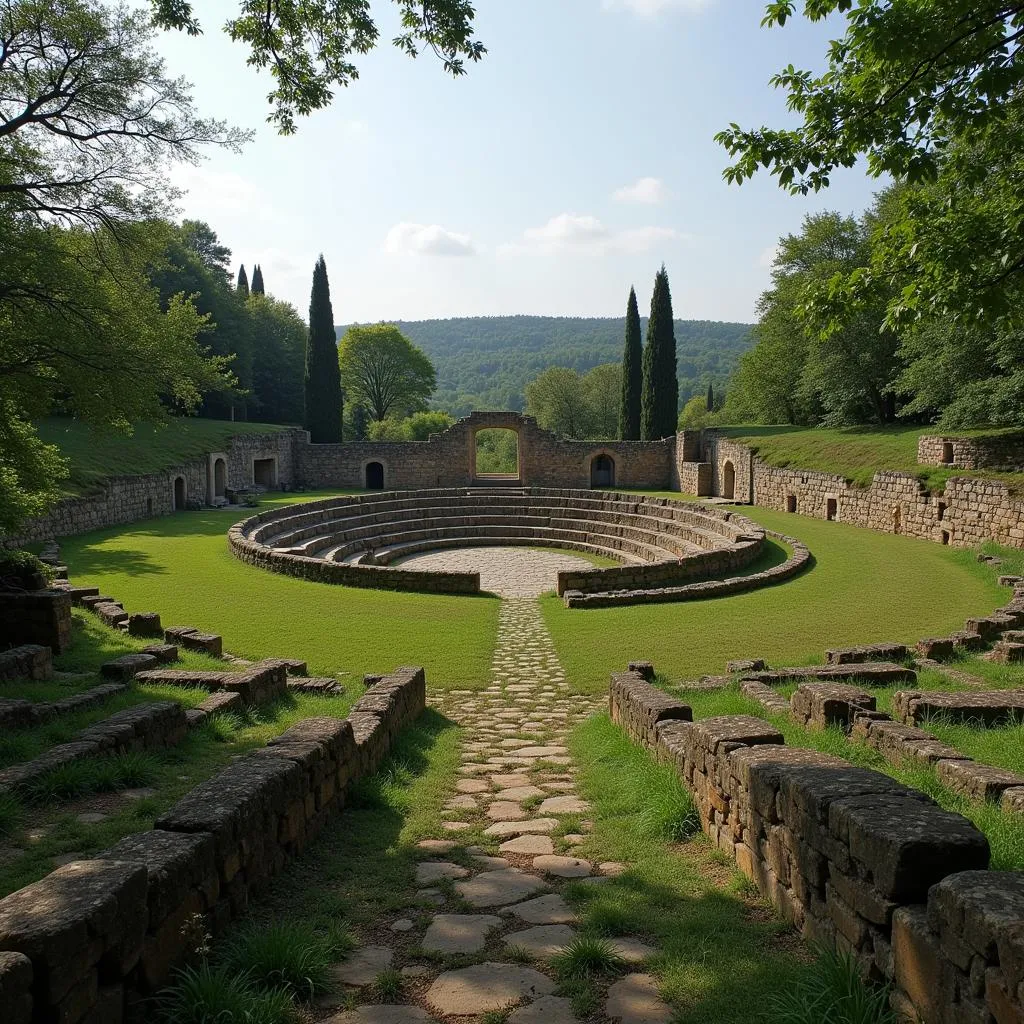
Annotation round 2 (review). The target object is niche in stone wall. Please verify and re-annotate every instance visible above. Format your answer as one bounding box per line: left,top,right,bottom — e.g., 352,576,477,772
253,457,277,488
721,460,736,500
826,498,837,521
942,442,954,464
365,462,385,489
893,506,903,534
590,454,615,488
213,458,227,499
173,476,186,511
786,494,797,513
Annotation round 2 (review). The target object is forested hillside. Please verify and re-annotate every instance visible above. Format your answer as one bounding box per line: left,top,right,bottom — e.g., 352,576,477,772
336,316,752,417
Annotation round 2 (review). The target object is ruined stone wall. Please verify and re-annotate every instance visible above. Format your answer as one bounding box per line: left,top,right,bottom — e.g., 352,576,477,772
701,433,754,502
608,672,1022,1024
0,592,72,653
918,433,1024,470
297,411,676,491
0,666,426,1024
8,430,303,547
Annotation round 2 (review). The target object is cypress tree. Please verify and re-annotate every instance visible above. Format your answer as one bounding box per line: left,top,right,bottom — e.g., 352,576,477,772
236,264,249,297
641,265,679,440
618,287,643,440
304,255,343,443
251,264,265,295
350,402,368,441
706,382,714,412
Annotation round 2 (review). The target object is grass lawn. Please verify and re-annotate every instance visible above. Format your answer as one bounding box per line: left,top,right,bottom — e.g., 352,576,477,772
0,610,358,899
718,424,1024,492
58,493,500,689
37,417,289,497
541,505,1006,694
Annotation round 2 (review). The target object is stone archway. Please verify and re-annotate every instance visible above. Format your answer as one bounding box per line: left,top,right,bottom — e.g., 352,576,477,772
590,454,615,488
365,461,385,489
213,458,227,498
722,460,736,500
173,476,186,510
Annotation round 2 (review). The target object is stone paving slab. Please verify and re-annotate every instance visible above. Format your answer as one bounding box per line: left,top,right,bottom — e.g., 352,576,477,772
426,963,557,1014
606,974,673,1024
333,945,393,987
504,924,577,958
423,914,502,953
505,893,578,925
455,869,547,907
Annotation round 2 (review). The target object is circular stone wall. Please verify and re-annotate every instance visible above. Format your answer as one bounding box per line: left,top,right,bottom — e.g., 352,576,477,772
229,488,803,603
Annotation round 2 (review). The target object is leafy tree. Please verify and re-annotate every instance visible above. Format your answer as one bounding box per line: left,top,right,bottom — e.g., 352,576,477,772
182,221,233,279
338,324,437,422
585,363,623,439
305,256,343,442
236,265,250,298
367,410,454,441
526,367,588,439
251,265,265,295
348,402,369,441
679,395,713,430
618,287,642,440
152,0,486,133
717,0,1024,329
248,294,306,423
641,265,679,440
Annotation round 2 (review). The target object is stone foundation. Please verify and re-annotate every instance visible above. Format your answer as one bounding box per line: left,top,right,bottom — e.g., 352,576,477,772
0,665,426,1023
0,592,72,654
607,668,1023,1022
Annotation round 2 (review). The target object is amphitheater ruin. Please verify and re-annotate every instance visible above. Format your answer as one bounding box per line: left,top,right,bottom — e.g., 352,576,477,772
3,412,1024,1024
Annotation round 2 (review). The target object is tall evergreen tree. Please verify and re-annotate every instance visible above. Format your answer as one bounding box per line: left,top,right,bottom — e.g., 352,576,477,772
706,382,714,412
304,255,343,443
641,265,678,440
236,264,249,298
251,264,265,295
617,287,642,440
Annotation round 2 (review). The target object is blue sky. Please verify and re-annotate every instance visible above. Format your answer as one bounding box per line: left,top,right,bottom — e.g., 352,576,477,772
159,0,879,324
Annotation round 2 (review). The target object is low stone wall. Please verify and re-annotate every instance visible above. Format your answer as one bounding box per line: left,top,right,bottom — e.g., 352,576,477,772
561,530,810,607
7,429,302,547
0,645,52,683
0,592,72,654
607,668,1024,1023
918,433,1024,470
0,682,126,732
0,665,426,1023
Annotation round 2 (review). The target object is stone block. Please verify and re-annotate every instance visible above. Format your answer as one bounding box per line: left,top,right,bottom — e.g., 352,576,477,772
790,682,875,730
936,760,1024,802
0,644,53,682
141,644,179,664
990,641,1024,664
93,601,129,628
178,632,223,658
1000,788,1024,814
0,951,32,1024
893,690,1024,727
917,637,956,661
100,654,158,681
196,691,243,715
126,613,162,638
892,906,952,1022
627,660,655,680
825,643,908,665
726,658,767,673
0,591,73,653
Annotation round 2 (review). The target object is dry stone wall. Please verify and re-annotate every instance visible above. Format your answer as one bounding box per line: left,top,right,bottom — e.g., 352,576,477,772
918,433,1024,470
0,665,426,1024
608,670,1024,1024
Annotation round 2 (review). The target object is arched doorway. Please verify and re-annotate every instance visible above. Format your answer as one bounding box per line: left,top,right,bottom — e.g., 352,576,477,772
213,458,227,499
722,460,736,500
365,462,385,489
590,454,615,488
173,476,186,510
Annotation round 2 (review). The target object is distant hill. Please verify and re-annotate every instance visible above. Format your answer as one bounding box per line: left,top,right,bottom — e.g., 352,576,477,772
335,315,753,417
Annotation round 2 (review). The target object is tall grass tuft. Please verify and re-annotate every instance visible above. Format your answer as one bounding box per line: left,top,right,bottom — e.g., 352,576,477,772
155,963,296,1023
764,947,895,1024
24,751,159,804
0,792,23,838
551,935,627,981
221,920,334,1001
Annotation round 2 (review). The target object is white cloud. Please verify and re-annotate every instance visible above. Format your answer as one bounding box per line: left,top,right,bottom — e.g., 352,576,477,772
170,164,265,218
613,177,669,204
602,0,713,15
384,222,476,257
507,213,686,255
523,213,610,246
759,243,780,268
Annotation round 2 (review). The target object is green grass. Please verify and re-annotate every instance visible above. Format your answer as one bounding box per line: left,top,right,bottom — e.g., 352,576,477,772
221,921,337,1001
155,963,297,1024
37,417,289,497
718,424,1024,492
542,506,1005,693
58,492,500,688
567,715,815,1024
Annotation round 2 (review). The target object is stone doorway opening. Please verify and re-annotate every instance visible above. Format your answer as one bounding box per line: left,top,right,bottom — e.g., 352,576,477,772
590,454,615,488
942,442,954,464
826,497,837,521
722,460,736,500
474,429,520,480
173,477,186,510
253,457,277,488
213,458,227,499
365,462,385,489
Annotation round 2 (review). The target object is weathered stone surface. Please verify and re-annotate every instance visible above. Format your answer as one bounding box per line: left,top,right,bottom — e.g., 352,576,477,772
0,951,32,1024
508,995,578,1024
415,862,470,884
426,963,555,1015
936,759,1024,802
422,914,501,953
487,801,527,821
610,938,656,963
605,973,672,1024
333,946,394,987
538,796,589,815
100,653,158,681
503,924,576,958
483,819,558,837
505,894,576,925
532,856,591,878
499,835,555,857
327,1006,431,1024
790,682,875,731
455,869,547,908
417,840,457,853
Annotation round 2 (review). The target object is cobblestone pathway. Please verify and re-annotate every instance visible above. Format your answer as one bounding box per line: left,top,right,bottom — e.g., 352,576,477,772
394,546,597,598
322,599,672,1024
